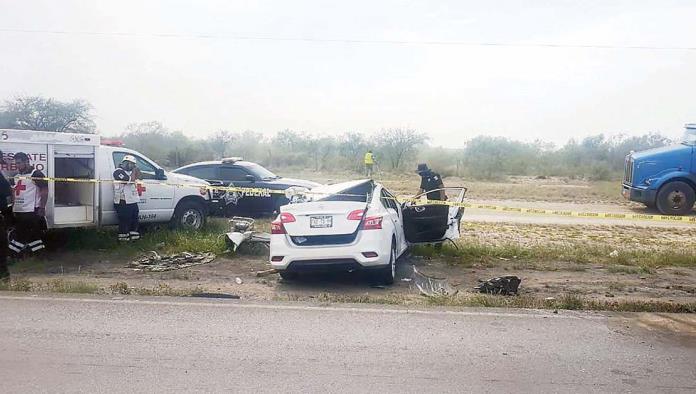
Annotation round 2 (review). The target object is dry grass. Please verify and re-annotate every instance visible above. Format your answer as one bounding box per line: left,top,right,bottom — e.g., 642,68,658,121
275,291,696,313
0,279,207,297
281,170,624,204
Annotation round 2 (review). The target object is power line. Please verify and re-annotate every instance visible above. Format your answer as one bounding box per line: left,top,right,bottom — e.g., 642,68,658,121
1,27,695,51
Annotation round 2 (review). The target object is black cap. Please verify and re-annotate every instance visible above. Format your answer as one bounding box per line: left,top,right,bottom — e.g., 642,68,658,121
416,163,429,174
14,152,29,162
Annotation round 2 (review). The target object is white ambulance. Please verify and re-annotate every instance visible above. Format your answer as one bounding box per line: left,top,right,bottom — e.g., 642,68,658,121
1,129,211,230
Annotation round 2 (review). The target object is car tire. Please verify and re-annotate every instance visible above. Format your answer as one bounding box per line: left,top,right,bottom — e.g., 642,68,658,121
375,240,396,285
279,271,298,281
172,200,207,230
656,181,695,215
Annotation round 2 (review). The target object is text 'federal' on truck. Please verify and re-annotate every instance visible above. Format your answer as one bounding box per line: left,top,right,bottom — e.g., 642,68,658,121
1,129,211,230
623,123,696,215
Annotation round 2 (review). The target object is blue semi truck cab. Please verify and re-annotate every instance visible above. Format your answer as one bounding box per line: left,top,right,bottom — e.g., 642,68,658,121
622,123,696,215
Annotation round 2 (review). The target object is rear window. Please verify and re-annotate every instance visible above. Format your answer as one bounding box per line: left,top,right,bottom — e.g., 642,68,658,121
316,181,374,203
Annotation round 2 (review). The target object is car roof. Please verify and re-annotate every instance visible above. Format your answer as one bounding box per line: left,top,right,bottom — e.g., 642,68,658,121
174,160,256,172
310,179,377,194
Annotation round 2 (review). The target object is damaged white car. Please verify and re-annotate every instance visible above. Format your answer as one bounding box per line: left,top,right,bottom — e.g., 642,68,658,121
269,180,466,284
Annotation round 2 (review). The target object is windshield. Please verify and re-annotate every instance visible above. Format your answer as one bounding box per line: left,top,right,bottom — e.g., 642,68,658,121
244,163,277,180
683,125,696,145
312,180,374,203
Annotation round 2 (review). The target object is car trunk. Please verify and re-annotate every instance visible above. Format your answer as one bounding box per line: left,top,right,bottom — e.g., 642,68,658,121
281,201,367,237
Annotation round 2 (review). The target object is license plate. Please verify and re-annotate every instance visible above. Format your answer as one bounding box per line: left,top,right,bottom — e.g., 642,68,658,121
310,216,333,228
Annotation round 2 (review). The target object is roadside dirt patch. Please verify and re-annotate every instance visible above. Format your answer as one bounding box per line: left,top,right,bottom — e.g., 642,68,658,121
4,247,695,309
460,222,695,253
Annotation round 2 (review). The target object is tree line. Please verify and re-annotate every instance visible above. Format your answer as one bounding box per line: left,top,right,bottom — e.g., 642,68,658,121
1,95,673,180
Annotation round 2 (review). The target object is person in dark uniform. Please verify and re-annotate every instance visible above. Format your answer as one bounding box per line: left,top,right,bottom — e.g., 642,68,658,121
416,163,446,201
0,151,11,280
9,152,48,257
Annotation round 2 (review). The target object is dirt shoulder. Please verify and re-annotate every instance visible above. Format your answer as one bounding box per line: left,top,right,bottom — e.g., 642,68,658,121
3,237,694,312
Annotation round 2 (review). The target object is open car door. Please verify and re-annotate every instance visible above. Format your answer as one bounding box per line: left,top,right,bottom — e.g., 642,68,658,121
401,187,467,244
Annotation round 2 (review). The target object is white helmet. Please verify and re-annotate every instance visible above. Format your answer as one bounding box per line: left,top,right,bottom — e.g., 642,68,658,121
122,155,137,164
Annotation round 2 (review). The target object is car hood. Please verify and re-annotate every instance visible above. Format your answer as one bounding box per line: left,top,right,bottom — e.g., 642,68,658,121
266,177,321,189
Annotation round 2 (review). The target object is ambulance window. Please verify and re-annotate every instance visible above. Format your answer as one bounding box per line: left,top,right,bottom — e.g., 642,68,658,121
112,152,157,179
219,167,251,182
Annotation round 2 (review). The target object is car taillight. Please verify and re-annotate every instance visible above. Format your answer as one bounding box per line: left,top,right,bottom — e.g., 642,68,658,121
347,209,365,221
272,213,295,234
360,216,383,230
280,212,296,223
271,221,286,234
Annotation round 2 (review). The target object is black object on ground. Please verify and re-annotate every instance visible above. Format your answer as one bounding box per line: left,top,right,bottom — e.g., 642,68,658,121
190,292,241,299
475,276,522,295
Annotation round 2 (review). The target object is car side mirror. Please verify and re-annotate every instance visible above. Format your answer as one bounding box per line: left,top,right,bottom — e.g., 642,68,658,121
155,168,166,180
245,174,256,182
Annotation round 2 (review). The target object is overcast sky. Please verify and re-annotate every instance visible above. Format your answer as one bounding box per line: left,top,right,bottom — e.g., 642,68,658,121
0,0,694,146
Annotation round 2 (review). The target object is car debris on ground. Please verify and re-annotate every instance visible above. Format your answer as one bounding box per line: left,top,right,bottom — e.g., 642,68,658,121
225,216,271,252
412,266,457,296
475,276,522,295
129,251,216,272
255,268,279,277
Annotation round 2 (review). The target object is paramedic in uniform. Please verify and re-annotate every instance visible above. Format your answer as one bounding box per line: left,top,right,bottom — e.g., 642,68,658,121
9,152,48,256
113,155,142,241
416,163,446,201
0,151,11,279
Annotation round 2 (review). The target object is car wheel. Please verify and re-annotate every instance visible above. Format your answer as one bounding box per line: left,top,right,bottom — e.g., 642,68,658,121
279,271,298,281
656,181,695,215
376,241,396,285
173,201,206,230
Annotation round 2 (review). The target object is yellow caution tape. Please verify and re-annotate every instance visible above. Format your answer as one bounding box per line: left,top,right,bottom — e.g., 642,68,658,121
12,176,696,224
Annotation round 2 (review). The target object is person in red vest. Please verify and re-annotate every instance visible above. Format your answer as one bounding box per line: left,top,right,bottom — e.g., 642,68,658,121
9,152,48,256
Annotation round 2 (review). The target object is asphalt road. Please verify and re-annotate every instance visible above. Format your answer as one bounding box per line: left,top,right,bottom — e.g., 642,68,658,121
1,294,694,393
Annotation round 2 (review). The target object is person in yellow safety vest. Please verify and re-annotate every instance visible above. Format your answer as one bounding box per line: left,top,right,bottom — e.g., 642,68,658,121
364,150,375,177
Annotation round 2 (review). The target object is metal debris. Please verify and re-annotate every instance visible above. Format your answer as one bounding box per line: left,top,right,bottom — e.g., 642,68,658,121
129,251,216,272
412,266,457,296
475,276,521,295
225,217,271,252
256,268,279,277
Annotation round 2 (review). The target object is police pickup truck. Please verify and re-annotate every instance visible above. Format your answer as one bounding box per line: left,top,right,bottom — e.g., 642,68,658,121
1,129,211,230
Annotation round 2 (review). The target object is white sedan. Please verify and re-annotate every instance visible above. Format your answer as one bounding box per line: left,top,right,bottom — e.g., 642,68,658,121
269,180,465,284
